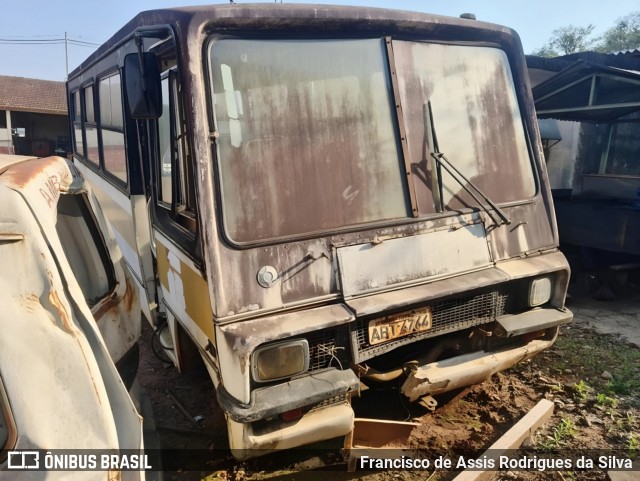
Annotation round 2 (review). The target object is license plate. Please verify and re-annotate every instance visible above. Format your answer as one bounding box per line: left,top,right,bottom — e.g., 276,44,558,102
368,308,432,346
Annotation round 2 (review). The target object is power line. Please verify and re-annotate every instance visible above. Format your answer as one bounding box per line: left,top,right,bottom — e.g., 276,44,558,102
0,34,63,38
0,33,101,79
0,39,66,44
0,36,100,46
68,39,100,47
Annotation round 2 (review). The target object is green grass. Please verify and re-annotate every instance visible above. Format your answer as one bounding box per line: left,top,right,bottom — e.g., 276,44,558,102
629,433,638,459
553,330,640,402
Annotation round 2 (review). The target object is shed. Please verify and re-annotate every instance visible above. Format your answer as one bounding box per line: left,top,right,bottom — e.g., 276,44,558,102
0,75,69,157
527,52,640,262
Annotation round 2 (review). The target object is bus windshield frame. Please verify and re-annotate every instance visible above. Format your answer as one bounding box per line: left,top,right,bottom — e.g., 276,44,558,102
207,35,537,245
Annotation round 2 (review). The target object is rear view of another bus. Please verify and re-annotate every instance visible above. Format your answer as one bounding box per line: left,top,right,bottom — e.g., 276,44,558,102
67,4,572,459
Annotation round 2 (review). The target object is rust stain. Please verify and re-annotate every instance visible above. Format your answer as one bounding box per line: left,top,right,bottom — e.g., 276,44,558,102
2,157,56,187
75,337,102,406
122,277,136,314
107,470,121,481
0,158,49,187
48,288,76,334
91,287,119,320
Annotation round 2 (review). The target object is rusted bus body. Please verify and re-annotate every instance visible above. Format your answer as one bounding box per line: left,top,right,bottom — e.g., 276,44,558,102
66,4,572,457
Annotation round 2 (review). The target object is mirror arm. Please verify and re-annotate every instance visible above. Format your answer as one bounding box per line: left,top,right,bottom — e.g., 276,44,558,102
134,34,148,93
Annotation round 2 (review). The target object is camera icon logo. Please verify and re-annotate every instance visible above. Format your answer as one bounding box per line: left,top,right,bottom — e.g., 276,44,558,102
7,451,40,469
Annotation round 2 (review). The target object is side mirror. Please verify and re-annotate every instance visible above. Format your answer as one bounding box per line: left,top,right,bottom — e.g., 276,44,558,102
123,53,162,119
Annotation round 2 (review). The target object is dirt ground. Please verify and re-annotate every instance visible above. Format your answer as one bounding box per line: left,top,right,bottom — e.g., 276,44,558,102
136,285,640,481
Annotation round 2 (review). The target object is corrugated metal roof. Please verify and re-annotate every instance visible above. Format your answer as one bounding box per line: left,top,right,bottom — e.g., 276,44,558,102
532,60,640,122
610,47,640,57
0,75,67,115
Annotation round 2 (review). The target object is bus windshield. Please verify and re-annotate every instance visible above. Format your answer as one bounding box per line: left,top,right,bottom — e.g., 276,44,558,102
208,37,535,243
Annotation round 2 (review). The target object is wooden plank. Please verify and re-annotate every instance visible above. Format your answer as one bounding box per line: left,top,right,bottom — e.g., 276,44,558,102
607,459,640,481
345,418,419,472
452,399,555,481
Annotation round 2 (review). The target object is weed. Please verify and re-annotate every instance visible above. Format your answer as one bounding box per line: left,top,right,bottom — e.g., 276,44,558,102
596,393,620,420
560,472,578,481
540,418,578,450
573,380,591,403
629,433,638,459
606,377,633,396
596,393,618,409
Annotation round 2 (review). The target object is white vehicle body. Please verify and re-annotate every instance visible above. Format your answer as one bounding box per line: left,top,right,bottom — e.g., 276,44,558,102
0,155,144,480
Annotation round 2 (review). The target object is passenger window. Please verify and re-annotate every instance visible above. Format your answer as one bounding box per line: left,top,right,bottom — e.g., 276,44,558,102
156,70,196,234
72,90,85,157
159,77,173,205
56,194,116,307
99,73,127,183
83,85,99,165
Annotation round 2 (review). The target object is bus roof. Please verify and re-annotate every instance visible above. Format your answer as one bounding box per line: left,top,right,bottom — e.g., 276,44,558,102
68,3,520,80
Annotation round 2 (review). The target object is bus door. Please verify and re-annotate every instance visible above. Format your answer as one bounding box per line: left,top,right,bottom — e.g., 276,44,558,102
141,43,211,371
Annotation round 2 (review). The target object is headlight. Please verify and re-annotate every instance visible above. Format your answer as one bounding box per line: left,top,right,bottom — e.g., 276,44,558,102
251,339,309,382
529,276,553,307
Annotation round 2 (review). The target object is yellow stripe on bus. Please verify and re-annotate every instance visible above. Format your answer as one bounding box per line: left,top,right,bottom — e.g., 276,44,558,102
155,241,214,341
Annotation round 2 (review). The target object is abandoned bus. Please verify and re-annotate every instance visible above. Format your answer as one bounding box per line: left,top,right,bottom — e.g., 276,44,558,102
66,4,572,457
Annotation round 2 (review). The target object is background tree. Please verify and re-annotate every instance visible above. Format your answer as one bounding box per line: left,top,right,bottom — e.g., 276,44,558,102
595,12,640,52
549,24,596,54
530,24,595,57
530,45,559,58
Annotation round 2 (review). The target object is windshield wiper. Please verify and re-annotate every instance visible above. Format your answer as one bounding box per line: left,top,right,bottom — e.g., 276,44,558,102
426,101,511,227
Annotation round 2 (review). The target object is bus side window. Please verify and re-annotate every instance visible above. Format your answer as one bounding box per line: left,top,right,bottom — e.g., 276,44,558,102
72,90,85,158
83,85,99,165
157,70,197,236
98,73,127,184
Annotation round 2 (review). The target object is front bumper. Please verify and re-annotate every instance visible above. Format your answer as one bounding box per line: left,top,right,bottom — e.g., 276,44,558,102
227,401,354,460
401,307,572,401
216,368,360,423
218,368,359,459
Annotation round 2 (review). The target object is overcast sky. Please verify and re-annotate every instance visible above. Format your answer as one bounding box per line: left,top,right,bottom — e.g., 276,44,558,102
1,0,639,81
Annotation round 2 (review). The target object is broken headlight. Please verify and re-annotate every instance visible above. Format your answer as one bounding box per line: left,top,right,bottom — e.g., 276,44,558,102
251,339,309,383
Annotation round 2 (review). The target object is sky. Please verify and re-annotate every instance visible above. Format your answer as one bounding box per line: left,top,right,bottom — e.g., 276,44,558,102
1,0,639,82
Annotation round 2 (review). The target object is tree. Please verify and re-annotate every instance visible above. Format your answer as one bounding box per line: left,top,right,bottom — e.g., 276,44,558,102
530,45,559,58
549,24,596,55
530,24,595,57
595,12,640,52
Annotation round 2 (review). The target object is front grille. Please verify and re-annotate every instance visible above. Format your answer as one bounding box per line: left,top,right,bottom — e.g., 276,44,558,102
305,327,351,372
351,285,515,362
305,394,350,414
